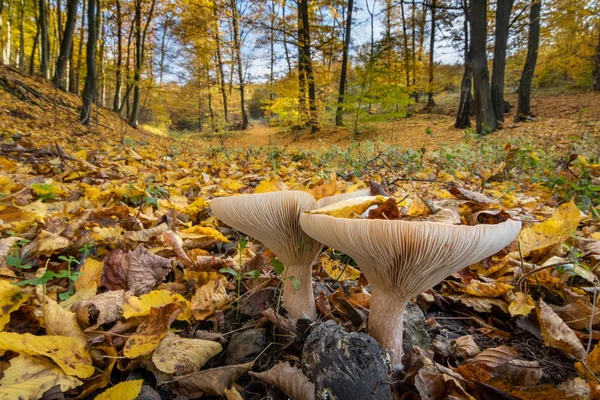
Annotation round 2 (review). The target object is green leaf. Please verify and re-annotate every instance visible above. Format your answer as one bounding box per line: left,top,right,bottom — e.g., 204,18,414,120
270,259,285,275
58,291,73,301
5,255,20,268
58,255,69,262
288,276,300,291
13,271,57,287
219,267,238,277
244,270,260,279
239,237,247,250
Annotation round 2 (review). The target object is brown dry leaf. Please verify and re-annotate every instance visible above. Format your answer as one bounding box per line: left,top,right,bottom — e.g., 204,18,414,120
467,345,518,368
74,258,103,293
553,286,600,330
126,246,173,295
100,249,128,291
368,197,401,219
123,302,181,358
309,179,341,200
452,295,509,313
0,279,30,330
41,297,87,346
415,358,475,400
72,289,124,330
223,386,245,400
486,378,577,399
517,199,582,257
36,230,71,256
163,230,193,268
318,254,361,282
173,362,253,397
75,346,118,400
449,185,497,205
575,342,600,381
0,332,94,378
194,255,238,272
0,354,83,399
508,292,536,317
190,273,230,320
537,298,586,359
151,332,222,375
557,378,591,399
452,335,480,359
0,236,22,260
125,222,169,242
495,359,543,387
464,280,514,297
250,362,315,400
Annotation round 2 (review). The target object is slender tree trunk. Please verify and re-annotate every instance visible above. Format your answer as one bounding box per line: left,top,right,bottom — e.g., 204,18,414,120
471,0,496,133
269,0,275,102
112,0,122,111
335,0,353,126
299,0,317,132
57,0,62,41
129,0,142,126
400,0,410,88
74,0,85,94
54,0,78,90
491,0,514,123
297,1,306,118
118,22,134,114
230,0,248,130
68,40,75,91
39,0,49,78
30,15,39,74
158,17,168,83
98,8,106,106
18,0,24,70
426,0,436,107
455,0,472,128
593,21,600,92
4,0,13,65
80,0,96,125
282,0,292,74
213,6,228,123
515,0,541,120
411,0,416,91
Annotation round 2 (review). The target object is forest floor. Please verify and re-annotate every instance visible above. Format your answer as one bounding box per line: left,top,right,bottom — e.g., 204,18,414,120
1,67,600,399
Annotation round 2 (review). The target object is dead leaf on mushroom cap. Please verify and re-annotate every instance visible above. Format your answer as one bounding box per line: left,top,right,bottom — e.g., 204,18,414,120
250,362,315,400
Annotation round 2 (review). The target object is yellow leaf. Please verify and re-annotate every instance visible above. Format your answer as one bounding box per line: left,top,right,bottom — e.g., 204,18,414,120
186,197,209,215
536,299,585,359
123,303,181,358
191,274,230,321
464,280,514,297
84,185,103,202
307,196,386,218
123,289,190,321
152,332,222,374
518,199,581,257
36,230,71,256
0,332,95,378
91,226,124,246
508,292,535,317
74,258,104,293
178,225,229,242
254,176,287,193
94,380,143,400
591,232,600,241
408,196,434,217
221,179,243,191
319,255,360,281
224,387,245,400
0,354,82,399
309,179,342,200
0,280,29,330
42,297,87,346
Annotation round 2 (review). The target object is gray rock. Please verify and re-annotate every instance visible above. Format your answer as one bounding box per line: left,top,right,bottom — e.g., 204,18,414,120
402,302,430,354
226,328,267,365
302,321,393,400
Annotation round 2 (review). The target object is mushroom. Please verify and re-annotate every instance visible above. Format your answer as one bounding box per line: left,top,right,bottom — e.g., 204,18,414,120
299,206,521,369
210,189,370,320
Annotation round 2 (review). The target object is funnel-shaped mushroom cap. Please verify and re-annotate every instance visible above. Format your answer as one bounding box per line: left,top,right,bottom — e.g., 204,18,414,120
299,214,521,299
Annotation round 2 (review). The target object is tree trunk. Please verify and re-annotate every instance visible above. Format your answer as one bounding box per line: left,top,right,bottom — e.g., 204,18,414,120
515,0,541,120
68,40,75,92
98,7,106,106
297,0,306,118
411,0,416,91
18,0,24,70
594,21,599,92
129,0,142,126
213,5,228,123
490,0,514,123
426,0,436,108
281,0,292,74
80,0,96,125
39,0,49,78
471,0,496,133
269,0,275,102
230,0,248,130
158,17,168,83
299,0,317,132
400,0,410,88
112,0,122,111
53,0,78,90
335,0,353,127
74,0,85,94
29,14,39,74
455,0,472,129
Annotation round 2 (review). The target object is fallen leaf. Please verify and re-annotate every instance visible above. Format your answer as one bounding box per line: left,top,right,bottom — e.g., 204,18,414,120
190,273,230,320
254,176,288,193
163,230,194,268
124,222,169,242
94,379,143,400
151,332,222,375
464,280,514,297
72,289,124,330
177,225,229,242
100,249,128,291
75,346,118,400
0,354,82,399
0,279,30,330
126,246,172,295
449,185,497,205
452,335,481,359
249,362,315,400
123,302,181,358
74,258,103,293
537,298,586,359
307,196,385,218
41,297,87,346
318,254,360,281
0,332,94,378
173,362,253,396
223,386,245,400
508,292,535,317
122,289,189,320
408,195,434,217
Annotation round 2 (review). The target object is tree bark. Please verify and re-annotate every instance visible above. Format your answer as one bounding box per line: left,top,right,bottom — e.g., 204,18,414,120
269,0,275,102
112,0,122,111
515,0,541,120
39,0,49,78
158,16,169,83
213,5,228,123
80,0,96,125
297,0,306,118
411,0,417,101
98,6,106,106
400,0,410,88
490,0,514,123
335,0,353,127
129,0,142,126
426,0,436,108
230,0,248,130
29,14,39,75
18,0,24,70
299,0,317,132
594,21,600,91
455,0,472,129
74,0,85,94
471,0,496,133
53,0,78,90
281,0,292,74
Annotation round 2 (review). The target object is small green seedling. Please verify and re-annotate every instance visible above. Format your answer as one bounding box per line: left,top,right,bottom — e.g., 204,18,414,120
271,257,300,314
220,238,260,309
5,255,32,270
57,255,81,300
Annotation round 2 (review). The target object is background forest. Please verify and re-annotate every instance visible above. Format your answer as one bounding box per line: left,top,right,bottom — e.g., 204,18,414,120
0,0,598,137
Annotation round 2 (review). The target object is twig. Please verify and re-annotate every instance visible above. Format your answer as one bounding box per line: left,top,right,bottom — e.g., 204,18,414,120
515,260,576,290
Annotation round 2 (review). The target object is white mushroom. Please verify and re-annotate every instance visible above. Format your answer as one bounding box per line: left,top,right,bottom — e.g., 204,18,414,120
299,211,521,369
210,189,370,320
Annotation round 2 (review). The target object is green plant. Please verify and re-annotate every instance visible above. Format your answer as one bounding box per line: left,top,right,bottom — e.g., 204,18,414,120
5,255,32,270
270,257,300,314
57,255,81,300
78,243,94,258
220,238,260,310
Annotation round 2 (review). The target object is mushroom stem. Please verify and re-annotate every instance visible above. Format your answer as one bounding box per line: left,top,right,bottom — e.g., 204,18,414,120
282,263,317,320
368,289,407,370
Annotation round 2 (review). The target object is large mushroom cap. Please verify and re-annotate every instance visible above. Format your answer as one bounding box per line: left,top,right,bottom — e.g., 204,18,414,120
299,213,522,299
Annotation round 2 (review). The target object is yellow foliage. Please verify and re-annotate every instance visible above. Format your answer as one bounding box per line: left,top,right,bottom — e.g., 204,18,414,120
94,380,143,400
0,280,30,330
